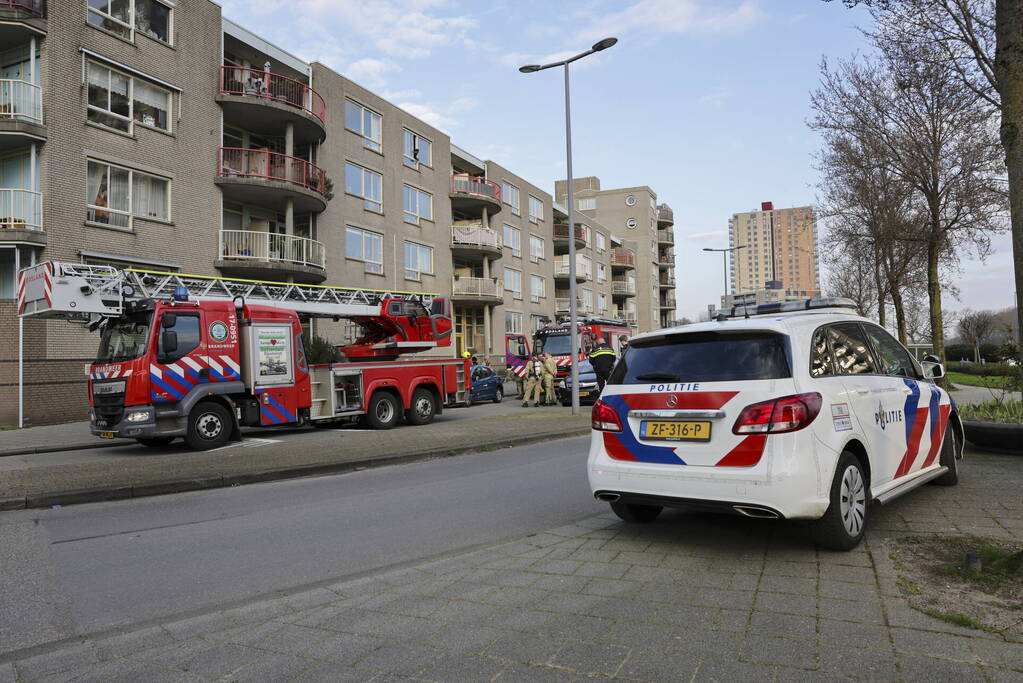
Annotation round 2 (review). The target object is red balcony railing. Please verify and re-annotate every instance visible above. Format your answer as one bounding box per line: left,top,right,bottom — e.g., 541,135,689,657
0,0,44,15
450,174,501,203
610,247,636,268
219,66,325,124
217,147,326,195
553,223,586,242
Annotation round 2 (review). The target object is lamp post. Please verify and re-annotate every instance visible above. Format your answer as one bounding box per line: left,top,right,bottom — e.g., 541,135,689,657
520,37,617,415
702,245,746,306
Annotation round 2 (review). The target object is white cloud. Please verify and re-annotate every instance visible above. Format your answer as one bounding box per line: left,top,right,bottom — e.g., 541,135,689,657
397,102,460,131
576,0,764,43
380,88,422,101
686,230,728,242
344,58,402,88
697,86,731,108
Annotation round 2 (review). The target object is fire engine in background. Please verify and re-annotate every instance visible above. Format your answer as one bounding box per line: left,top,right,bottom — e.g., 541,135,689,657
18,262,471,450
505,317,631,381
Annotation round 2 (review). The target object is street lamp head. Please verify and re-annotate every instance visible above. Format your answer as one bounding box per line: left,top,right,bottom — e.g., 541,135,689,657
519,64,542,73
591,37,618,52
702,247,714,252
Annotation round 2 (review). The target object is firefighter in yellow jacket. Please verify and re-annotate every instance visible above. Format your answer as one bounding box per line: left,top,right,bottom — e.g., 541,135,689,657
521,352,545,407
541,352,558,406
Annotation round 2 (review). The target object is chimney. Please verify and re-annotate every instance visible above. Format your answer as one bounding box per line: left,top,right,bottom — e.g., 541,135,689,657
761,201,773,211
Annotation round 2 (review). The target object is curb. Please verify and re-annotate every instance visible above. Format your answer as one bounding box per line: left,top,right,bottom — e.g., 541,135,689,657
0,440,134,458
0,428,591,511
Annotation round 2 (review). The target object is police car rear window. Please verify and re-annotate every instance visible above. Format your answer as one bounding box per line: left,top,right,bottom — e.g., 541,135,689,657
609,331,791,384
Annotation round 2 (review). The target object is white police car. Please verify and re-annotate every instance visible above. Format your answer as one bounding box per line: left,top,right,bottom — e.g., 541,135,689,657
588,298,963,550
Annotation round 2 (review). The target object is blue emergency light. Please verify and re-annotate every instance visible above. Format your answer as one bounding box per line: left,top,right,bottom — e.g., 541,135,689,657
172,285,189,302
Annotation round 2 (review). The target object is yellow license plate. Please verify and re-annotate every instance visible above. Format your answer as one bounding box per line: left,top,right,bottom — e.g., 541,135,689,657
99,431,115,439
640,421,711,442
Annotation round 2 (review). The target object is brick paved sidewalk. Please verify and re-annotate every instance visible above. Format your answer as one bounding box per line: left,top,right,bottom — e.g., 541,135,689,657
2,450,1021,682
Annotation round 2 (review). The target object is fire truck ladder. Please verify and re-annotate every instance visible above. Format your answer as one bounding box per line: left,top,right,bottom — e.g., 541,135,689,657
18,261,438,321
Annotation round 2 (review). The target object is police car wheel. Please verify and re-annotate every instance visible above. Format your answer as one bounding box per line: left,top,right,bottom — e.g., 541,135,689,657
933,422,959,486
492,387,503,403
406,388,436,426
185,402,231,451
610,501,663,524
137,436,174,448
367,392,400,430
812,452,868,551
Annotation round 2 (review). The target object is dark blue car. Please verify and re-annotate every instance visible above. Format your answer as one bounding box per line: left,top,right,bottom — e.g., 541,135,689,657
469,365,504,404
556,360,600,406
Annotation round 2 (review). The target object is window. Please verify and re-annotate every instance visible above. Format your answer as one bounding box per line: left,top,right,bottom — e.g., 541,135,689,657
597,263,607,282
626,218,637,229
625,194,636,206
403,129,432,168
827,323,879,375
88,0,172,42
403,185,432,225
595,233,606,253
809,328,834,377
345,162,382,212
529,234,544,262
504,268,522,299
505,311,523,335
530,274,545,301
528,195,544,223
577,197,596,211
531,314,547,333
863,325,917,378
598,293,607,313
502,182,520,214
502,224,521,258
158,312,199,363
345,100,382,152
86,160,169,228
580,255,592,279
87,61,171,133
345,226,383,273
404,241,433,281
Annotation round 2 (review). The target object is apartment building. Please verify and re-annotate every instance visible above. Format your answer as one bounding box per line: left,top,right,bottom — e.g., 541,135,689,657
727,201,820,305
554,177,676,331
0,0,609,426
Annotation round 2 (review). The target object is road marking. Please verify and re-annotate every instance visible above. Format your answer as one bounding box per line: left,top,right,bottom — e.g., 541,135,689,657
211,437,282,452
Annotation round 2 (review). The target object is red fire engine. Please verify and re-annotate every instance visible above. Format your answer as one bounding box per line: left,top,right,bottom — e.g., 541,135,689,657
504,317,632,380
18,262,471,450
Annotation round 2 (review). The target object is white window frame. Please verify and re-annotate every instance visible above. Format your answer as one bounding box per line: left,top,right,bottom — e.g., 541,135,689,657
502,181,520,215
404,241,434,281
528,195,543,223
345,225,384,274
502,224,521,258
504,267,522,300
595,232,606,253
530,274,545,302
597,263,607,283
402,129,432,169
402,184,433,225
529,234,544,263
87,60,173,134
345,99,382,152
505,310,523,335
86,158,171,230
578,197,595,211
598,292,608,313
87,0,175,44
345,161,383,213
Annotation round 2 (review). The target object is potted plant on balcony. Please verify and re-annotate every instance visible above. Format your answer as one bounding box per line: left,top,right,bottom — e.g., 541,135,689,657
323,176,334,200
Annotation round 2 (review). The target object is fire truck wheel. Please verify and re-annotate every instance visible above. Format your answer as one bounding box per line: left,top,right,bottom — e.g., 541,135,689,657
186,401,232,450
137,437,175,448
367,392,401,430
406,388,437,426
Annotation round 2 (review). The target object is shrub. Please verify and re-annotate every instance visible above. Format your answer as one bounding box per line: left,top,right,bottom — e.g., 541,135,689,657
947,362,1019,377
959,399,1023,424
302,332,343,365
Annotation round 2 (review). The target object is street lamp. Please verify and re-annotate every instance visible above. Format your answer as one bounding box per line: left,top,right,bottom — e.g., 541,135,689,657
703,245,746,306
520,37,618,415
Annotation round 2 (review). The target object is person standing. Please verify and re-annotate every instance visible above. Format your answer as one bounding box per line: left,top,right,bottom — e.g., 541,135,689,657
588,340,617,393
542,352,558,406
522,352,544,407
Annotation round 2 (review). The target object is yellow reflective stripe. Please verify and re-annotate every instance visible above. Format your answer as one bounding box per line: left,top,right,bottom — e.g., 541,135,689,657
125,268,439,296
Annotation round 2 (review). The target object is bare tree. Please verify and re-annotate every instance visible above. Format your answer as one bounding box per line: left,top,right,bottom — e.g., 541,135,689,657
823,231,880,317
957,308,999,359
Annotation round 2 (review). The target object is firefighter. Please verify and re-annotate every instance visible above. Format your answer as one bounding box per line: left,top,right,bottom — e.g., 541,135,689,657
522,352,545,407
588,340,617,393
542,352,558,406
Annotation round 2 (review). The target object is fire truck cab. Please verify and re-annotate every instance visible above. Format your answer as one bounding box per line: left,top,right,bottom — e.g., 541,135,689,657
505,317,632,380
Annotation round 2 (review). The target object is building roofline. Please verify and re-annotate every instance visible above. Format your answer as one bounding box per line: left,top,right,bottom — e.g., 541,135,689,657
222,16,310,77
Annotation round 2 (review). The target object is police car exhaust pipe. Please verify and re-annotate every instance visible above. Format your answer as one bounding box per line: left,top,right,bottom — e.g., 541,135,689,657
733,505,780,519
595,492,621,503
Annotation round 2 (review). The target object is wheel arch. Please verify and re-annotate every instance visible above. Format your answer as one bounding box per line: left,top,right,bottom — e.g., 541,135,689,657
193,394,242,441
840,437,872,494
949,410,965,459
411,381,443,415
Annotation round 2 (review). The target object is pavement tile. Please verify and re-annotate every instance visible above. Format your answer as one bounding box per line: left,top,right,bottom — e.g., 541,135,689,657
581,576,643,598
741,634,818,669
284,588,343,612
535,592,605,615
759,574,818,596
817,597,885,625
13,643,99,680
772,666,855,682
175,641,261,678
891,627,977,662
485,608,555,633
421,623,503,653
302,632,387,666
485,632,562,665
692,588,756,610
485,570,542,588
884,601,990,637
727,572,761,591
755,591,818,617
549,640,630,677
417,652,507,682
589,598,665,622
540,613,613,642
573,561,629,579
818,580,880,601
616,649,700,682
207,620,286,645
819,642,899,680
970,638,1023,669
252,623,333,655
668,627,743,660
224,653,314,682
0,663,12,683
430,600,503,626
162,611,240,639
818,618,891,649
93,626,176,658
634,581,698,605
600,620,676,651
896,654,988,681
492,662,584,682
290,605,351,630
58,660,203,683
359,593,447,618
353,642,439,677
822,564,876,585
712,607,752,633
621,565,684,583
480,556,538,571
749,610,817,639
612,550,666,567
692,658,777,682
291,662,375,682
566,549,618,563
359,614,436,642
528,558,584,575
531,574,589,593
477,586,549,608
764,561,819,578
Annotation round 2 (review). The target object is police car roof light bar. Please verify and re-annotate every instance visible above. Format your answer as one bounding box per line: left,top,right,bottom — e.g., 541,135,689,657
719,297,858,320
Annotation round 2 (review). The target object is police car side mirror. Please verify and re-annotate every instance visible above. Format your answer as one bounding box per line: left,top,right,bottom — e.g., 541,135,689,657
923,361,944,380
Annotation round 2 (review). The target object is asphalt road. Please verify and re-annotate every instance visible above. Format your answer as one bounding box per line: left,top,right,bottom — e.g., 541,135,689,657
0,435,600,654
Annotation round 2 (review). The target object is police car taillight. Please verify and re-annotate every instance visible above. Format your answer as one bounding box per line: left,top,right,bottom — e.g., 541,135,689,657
733,393,822,435
592,400,623,432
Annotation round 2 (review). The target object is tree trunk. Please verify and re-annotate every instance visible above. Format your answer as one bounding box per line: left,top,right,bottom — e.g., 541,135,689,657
891,286,908,345
996,0,1023,374
873,243,886,328
926,233,946,362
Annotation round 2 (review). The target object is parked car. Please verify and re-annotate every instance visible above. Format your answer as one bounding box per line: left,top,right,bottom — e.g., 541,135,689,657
557,360,600,406
469,365,504,403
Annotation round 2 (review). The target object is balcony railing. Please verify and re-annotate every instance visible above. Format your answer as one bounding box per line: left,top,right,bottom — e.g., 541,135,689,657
0,0,44,15
658,249,675,265
610,248,636,268
452,276,503,298
219,230,325,269
660,276,676,287
218,147,327,195
611,280,637,296
0,79,41,124
553,223,586,243
218,66,325,123
657,205,674,225
0,188,42,231
451,224,502,250
614,311,637,324
657,229,674,244
450,174,501,203
554,256,590,279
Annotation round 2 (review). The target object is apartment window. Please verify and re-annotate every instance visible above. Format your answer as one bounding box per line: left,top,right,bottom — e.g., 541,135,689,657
403,185,432,225
87,61,171,133
626,218,637,229
345,162,382,212
529,234,544,262
345,226,383,274
580,225,591,246
581,288,593,310
595,233,606,253
86,160,169,229
597,263,607,282
502,224,521,258
87,0,173,43
502,182,520,215
598,293,608,313
530,274,546,301
345,100,382,152
528,195,544,223
578,197,595,211
580,255,592,279
402,129,432,168
404,241,434,281
505,311,523,335
504,268,522,299
531,314,547,333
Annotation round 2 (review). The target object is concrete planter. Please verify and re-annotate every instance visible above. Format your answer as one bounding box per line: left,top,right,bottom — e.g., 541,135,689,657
962,420,1023,454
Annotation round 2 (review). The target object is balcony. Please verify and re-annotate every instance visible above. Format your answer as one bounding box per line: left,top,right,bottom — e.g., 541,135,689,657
657,204,673,227
611,280,636,297
614,311,637,325
216,147,328,213
0,79,44,147
610,247,636,271
215,230,326,283
657,229,674,245
0,187,44,245
451,276,503,304
553,223,586,253
554,256,589,282
217,67,325,144
659,276,675,289
451,224,502,260
555,298,584,314
659,299,676,310
658,249,674,269
449,174,501,216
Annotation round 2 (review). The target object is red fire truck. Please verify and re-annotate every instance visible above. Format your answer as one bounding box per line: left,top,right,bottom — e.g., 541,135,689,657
18,262,471,450
504,317,632,380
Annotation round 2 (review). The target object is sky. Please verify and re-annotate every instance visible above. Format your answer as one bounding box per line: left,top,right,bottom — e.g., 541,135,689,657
217,0,1015,322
